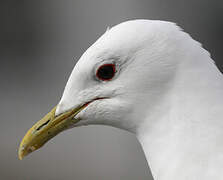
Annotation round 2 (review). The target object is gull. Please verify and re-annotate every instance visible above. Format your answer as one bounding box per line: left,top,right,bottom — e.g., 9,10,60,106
18,20,223,180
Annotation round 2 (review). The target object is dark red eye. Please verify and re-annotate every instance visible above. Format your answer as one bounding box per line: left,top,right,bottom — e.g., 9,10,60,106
96,64,116,81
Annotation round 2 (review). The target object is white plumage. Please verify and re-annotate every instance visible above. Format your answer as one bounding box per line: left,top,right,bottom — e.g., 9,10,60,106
22,20,223,180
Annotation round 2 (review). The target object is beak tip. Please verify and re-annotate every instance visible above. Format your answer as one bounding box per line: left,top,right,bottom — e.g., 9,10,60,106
18,150,24,160
18,145,26,160
18,140,39,160
18,154,23,160
18,143,28,160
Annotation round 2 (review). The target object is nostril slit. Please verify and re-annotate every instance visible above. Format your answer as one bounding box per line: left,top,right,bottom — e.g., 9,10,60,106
36,119,50,131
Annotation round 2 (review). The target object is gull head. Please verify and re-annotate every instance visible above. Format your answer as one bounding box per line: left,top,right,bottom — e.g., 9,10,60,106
19,19,191,159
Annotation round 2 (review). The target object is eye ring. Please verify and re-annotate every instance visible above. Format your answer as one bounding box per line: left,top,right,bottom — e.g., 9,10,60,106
96,63,116,81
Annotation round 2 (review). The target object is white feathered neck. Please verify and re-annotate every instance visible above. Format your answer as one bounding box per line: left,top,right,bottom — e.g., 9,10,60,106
136,32,223,180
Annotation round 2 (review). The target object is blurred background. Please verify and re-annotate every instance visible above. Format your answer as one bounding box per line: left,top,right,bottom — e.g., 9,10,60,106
0,0,222,179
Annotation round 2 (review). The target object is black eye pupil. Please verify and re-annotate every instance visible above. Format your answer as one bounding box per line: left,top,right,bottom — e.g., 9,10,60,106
96,64,115,81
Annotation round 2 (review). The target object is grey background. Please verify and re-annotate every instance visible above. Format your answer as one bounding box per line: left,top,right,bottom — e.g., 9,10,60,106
0,0,222,179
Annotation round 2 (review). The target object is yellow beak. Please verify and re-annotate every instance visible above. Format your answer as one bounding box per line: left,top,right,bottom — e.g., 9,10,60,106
18,105,85,160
